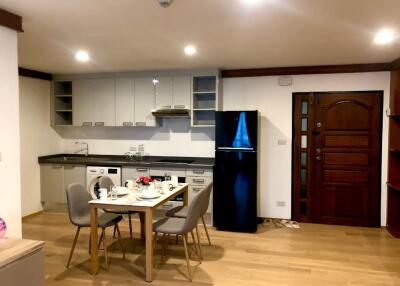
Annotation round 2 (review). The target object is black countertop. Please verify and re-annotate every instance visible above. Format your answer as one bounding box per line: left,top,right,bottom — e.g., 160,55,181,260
38,154,215,168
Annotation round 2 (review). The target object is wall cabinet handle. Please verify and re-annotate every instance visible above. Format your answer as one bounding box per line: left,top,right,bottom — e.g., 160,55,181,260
135,122,146,127
161,105,172,109
137,168,148,172
82,122,92,126
192,169,205,174
122,122,133,126
174,105,186,109
94,122,105,126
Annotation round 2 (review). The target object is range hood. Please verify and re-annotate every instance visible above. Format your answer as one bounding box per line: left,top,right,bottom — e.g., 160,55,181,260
151,108,190,118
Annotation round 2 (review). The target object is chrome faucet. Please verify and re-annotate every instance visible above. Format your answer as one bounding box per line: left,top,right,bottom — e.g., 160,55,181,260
74,141,89,156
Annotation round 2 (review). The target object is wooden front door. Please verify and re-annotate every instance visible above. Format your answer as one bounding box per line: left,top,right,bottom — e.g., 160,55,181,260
292,91,383,227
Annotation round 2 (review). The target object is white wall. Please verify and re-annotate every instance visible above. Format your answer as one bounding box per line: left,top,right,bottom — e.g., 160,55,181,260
19,76,63,216
58,119,214,157
223,71,390,225
0,27,22,237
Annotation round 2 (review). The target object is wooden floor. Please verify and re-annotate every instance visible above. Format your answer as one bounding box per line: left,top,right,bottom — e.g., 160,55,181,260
22,212,400,286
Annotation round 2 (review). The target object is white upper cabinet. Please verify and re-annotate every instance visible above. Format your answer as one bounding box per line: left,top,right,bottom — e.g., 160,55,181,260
92,78,116,126
155,76,173,109
73,79,95,126
134,77,156,127
73,78,115,126
173,75,191,109
116,78,135,126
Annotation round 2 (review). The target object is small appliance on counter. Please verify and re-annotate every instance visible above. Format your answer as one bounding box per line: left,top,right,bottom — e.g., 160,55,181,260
213,110,259,233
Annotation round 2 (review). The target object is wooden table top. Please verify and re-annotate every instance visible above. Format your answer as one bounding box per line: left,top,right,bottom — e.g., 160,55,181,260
0,237,44,268
89,183,188,209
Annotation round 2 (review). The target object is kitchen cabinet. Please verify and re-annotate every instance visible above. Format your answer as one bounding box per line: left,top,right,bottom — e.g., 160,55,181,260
122,166,150,183
63,165,86,197
173,75,191,109
73,78,115,126
73,79,95,126
186,168,213,214
155,76,173,109
92,78,116,126
116,78,135,126
41,164,86,206
134,77,156,127
41,164,64,204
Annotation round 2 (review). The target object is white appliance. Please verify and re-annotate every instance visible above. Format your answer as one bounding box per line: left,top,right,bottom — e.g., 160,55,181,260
86,166,121,199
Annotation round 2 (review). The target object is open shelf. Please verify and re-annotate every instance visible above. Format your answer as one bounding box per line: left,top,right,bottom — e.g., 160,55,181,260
191,74,218,127
53,81,73,126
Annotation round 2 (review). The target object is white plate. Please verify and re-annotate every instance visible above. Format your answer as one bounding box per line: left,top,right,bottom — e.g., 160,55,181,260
113,187,130,196
140,193,160,199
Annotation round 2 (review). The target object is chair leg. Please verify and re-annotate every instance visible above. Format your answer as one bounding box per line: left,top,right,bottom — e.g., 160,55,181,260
66,227,80,268
113,225,117,239
195,225,203,260
98,231,104,250
102,228,109,271
201,216,211,246
89,233,91,254
176,234,179,244
153,232,158,251
183,234,192,282
139,212,145,240
190,230,202,263
162,233,167,258
128,213,133,238
115,224,125,259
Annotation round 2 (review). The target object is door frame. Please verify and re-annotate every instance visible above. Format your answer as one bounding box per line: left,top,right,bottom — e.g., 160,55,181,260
291,90,384,226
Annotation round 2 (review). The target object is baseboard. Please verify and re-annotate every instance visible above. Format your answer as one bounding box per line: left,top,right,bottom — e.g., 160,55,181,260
22,210,44,220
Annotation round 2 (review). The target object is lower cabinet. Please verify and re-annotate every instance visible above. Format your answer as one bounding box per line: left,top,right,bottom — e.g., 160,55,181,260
122,166,150,184
41,164,86,206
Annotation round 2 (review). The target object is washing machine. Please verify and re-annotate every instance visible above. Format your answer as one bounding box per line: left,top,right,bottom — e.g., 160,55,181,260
86,166,121,199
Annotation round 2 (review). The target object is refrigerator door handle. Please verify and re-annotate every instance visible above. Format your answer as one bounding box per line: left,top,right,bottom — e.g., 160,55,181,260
217,147,254,151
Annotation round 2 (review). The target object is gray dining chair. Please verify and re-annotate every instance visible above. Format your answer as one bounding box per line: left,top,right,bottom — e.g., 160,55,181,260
153,186,206,282
66,183,125,270
166,182,213,252
98,176,145,239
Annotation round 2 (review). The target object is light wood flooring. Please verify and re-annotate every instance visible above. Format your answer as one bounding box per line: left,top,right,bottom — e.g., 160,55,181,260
22,212,400,286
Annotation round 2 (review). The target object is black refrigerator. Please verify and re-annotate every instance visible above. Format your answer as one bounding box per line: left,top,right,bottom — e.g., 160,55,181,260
213,110,258,233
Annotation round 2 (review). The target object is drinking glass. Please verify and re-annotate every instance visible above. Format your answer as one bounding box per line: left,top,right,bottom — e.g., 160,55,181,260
110,185,118,200
154,179,162,193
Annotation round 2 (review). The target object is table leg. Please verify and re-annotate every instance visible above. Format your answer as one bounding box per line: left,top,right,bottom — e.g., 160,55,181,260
145,208,153,282
183,185,189,206
90,206,99,275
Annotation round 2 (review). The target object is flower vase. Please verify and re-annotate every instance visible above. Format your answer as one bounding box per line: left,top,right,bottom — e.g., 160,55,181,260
0,218,6,239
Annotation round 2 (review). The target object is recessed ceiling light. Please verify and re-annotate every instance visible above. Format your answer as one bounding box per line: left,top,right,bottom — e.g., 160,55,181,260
184,45,197,56
374,29,395,45
75,50,90,62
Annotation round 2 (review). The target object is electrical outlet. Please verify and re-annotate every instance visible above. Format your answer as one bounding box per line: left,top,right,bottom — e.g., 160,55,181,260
129,146,136,152
278,139,287,145
277,201,286,207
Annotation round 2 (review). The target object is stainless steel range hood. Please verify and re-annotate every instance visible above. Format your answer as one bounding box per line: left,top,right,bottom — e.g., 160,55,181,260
151,108,190,118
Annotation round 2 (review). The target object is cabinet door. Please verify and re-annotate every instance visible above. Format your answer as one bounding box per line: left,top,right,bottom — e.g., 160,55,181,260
173,75,191,109
73,80,94,126
155,76,173,109
63,165,86,203
122,166,150,183
92,78,116,126
41,164,64,203
134,77,155,127
116,78,134,126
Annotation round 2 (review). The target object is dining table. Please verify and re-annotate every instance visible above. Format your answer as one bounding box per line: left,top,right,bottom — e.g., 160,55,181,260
89,183,189,282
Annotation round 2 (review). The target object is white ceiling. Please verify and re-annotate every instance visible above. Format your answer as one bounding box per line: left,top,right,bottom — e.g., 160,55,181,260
1,0,400,74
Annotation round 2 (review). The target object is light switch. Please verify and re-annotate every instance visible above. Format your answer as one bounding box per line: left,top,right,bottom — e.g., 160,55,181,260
278,139,287,145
